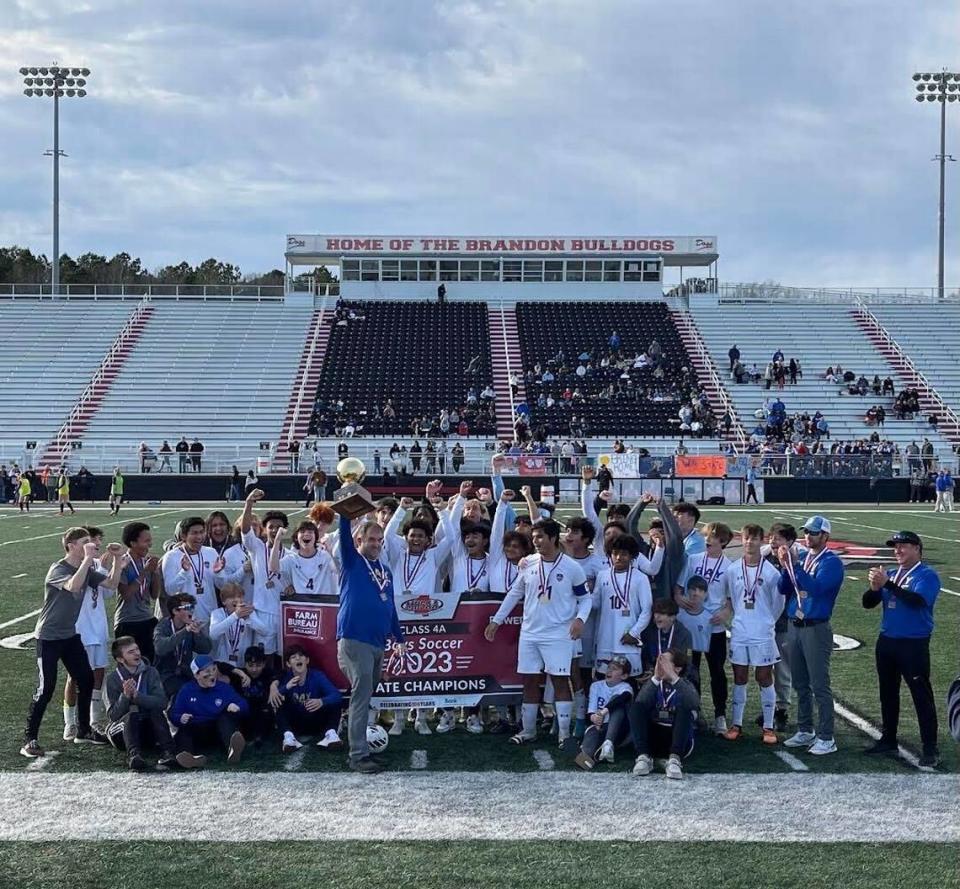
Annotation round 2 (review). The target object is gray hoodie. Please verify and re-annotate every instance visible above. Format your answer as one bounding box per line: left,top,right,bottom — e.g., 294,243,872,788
627,499,687,601
104,659,169,722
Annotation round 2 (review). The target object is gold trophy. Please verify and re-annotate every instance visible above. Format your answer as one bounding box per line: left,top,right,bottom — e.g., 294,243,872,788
331,456,375,519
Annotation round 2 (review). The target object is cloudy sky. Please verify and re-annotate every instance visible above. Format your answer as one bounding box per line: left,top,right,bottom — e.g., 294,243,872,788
1,0,957,286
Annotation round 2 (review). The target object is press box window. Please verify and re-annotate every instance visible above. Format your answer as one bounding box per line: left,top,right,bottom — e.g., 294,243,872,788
342,260,360,282
642,260,661,282
481,260,500,282
439,260,459,281
503,260,522,282
523,260,543,282
381,259,399,282
361,260,379,281
565,260,584,282
418,260,437,281
401,260,418,281
603,260,621,282
584,260,602,282
544,260,563,282
460,260,479,282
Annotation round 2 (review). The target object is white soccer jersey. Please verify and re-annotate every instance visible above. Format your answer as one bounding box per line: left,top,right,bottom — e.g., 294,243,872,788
242,529,281,617
592,566,653,662
587,679,634,722
571,551,607,590
75,559,113,647
160,545,221,622
677,606,712,652
388,547,445,597
493,553,589,643
209,607,268,665
489,501,524,593
279,549,337,598
679,551,732,633
723,557,784,646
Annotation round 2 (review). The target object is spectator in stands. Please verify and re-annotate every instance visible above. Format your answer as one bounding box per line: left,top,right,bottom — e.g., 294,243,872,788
648,339,661,364
728,344,740,372
189,438,204,472
922,439,935,472
176,436,190,472
452,442,465,473
337,441,349,460
244,470,258,497
872,375,883,396
882,376,895,396
158,440,173,473
288,439,301,473
788,358,799,385
410,441,423,474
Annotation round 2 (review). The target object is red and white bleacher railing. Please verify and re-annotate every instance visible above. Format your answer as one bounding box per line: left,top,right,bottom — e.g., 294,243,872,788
290,294,328,438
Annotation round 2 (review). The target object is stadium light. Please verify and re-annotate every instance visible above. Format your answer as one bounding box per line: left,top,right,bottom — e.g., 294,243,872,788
19,62,92,295
913,68,960,300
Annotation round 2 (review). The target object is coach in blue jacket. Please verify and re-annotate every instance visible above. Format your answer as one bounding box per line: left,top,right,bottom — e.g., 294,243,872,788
863,530,940,768
777,515,844,755
336,513,405,774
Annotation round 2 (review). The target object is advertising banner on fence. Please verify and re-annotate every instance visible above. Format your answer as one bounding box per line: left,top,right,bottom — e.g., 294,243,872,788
675,455,728,478
281,594,524,710
500,455,548,476
600,454,675,478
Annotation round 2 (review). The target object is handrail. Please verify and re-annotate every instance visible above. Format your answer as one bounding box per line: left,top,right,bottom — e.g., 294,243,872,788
718,283,960,305
499,300,517,430
288,296,327,442
853,299,960,432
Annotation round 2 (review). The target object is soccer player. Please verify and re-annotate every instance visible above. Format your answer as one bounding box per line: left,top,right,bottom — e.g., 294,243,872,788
719,524,785,745
161,516,224,623
485,518,590,748
271,521,337,599
675,521,733,734
240,489,289,659
56,468,75,515
629,649,699,779
21,529,124,758
209,583,268,668
168,655,248,765
153,593,213,698
269,645,344,752
593,535,653,676
763,522,796,732
575,655,634,771
108,467,124,515
16,470,31,512
116,522,162,663
103,636,193,771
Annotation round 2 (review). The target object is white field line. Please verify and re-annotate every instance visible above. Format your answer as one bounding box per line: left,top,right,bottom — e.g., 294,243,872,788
0,508,184,548
833,701,922,769
950,577,960,582
532,749,555,770
24,751,59,772
410,749,428,770
0,771,955,842
0,631,35,650
774,750,809,772
0,609,41,631
283,747,308,771
940,587,960,598
11,573,27,579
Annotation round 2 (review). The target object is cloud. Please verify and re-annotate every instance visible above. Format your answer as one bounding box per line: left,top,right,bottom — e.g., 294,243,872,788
0,0,958,286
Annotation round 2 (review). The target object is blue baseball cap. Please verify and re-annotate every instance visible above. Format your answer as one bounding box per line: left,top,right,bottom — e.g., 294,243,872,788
802,515,832,534
191,654,215,675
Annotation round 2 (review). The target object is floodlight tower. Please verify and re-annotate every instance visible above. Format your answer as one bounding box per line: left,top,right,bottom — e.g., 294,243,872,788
20,64,91,295
913,69,960,300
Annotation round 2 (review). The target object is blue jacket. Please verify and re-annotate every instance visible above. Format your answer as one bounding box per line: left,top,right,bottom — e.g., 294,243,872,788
873,563,940,639
336,515,404,648
169,679,249,726
278,667,343,712
779,547,844,621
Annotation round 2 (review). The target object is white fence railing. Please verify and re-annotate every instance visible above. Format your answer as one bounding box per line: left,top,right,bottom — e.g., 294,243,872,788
718,283,960,305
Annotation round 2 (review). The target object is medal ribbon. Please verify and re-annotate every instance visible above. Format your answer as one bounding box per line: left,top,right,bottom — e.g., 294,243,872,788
893,562,921,589
183,545,204,591
698,554,723,587
741,559,763,604
657,682,677,710
115,667,142,695
404,551,427,589
537,555,564,599
229,616,244,660
363,556,390,592
505,561,518,590
129,554,149,603
657,623,675,656
611,564,633,609
467,556,487,589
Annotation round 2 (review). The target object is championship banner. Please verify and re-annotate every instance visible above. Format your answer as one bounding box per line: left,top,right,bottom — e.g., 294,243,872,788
675,455,727,478
281,594,523,710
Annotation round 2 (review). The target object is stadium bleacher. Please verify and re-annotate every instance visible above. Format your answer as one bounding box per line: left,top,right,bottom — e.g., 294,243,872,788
307,301,495,437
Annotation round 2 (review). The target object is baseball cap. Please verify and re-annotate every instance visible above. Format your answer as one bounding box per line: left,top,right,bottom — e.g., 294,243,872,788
190,654,215,675
802,515,832,534
886,530,922,548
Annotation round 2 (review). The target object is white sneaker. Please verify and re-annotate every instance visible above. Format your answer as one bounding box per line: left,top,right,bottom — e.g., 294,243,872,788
713,716,727,736
466,715,484,735
415,716,432,735
282,732,303,753
63,723,78,742
807,737,838,756
436,712,456,734
783,731,817,748
389,718,405,736
597,739,615,763
317,729,343,749
632,753,653,776
665,755,683,780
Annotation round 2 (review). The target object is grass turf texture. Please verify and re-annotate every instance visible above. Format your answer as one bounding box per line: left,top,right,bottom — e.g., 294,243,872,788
0,501,957,774
0,841,957,889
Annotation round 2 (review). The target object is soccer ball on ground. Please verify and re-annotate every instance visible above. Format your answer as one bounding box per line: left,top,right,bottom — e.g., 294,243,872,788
366,724,389,752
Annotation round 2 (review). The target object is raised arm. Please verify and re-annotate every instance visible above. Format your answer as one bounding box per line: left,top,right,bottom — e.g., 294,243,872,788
240,488,264,535
269,527,287,576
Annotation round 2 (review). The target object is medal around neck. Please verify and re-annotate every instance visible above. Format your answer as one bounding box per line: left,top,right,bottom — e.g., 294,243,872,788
332,457,375,519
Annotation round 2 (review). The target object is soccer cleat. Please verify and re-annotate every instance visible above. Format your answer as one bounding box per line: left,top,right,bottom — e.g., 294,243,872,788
487,719,510,735
388,718,405,737
156,753,178,769
436,712,457,734
62,723,78,742
414,716,432,735
19,740,45,759
597,739,615,763
665,755,683,780
175,751,206,769
317,729,343,749
723,725,743,741
282,733,303,753
863,739,898,757
128,753,148,772
807,738,837,756
774,708,789,733
761,728,779,746
713,716,728,736
783,731,816,748
227,731,246,765
919,751,941,769
74,728,108,745
350,756,382,774
509,731,536,745
466,715,484,735
632,753,653,776
574,751,595,771
557,735,575,753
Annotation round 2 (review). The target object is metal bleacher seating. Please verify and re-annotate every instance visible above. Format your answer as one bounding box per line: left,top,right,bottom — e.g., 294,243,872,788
514,300,702,436
0,299,127,443
308,301,495,436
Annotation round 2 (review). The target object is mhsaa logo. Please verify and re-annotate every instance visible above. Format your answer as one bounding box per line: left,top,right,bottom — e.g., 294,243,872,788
401,595,443,615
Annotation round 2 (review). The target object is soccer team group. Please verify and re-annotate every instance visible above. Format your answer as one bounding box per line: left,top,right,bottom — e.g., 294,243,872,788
19,465,945,777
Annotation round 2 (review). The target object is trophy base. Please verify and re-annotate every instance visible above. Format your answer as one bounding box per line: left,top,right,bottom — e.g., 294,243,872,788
331,491,375,519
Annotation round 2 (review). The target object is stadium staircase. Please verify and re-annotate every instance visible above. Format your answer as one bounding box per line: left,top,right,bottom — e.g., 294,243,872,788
487,306,521,439
273,305,331,472
670,308,747,448
38,301,155,469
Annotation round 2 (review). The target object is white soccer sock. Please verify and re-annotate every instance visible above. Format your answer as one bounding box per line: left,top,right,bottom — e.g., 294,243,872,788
90,689,105,724
760,683,776,729
732,684,747,727
574,689,587,721
367,706,377,727
63,704,77,728
521,703,539,736
283,730,296,742
555,701,573,740
543,678,555,705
